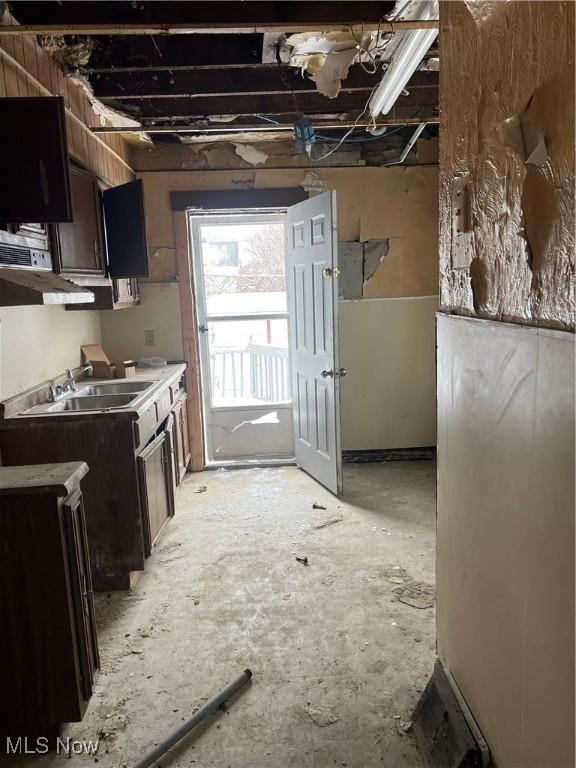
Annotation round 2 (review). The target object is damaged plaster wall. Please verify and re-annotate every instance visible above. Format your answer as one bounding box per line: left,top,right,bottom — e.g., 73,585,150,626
102,163,439,450
436,3,575,767
130,161,439,299
439,0,575,330
338,240,390,300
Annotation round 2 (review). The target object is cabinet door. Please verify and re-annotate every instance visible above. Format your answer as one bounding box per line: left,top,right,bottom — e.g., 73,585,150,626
179,396,191,477
173,396,190,484
62,490,99,703
103,179,148,278
57,166,104,275
165,412,178,511
138,432,172,556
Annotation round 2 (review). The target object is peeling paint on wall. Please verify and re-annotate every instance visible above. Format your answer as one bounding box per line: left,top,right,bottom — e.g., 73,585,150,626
233,143,269,166
440,1,575,330
300,171,324,193
363,240,390,284
338,239,390,299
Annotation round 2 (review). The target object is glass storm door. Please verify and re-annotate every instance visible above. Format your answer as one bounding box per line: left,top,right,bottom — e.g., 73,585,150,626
190,212,294,465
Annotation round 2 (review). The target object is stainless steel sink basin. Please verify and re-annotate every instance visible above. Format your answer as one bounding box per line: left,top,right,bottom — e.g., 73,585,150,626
78,381,154,396
49,394,137,412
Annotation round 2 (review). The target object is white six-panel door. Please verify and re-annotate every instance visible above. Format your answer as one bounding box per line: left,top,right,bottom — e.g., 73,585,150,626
286,191,343,495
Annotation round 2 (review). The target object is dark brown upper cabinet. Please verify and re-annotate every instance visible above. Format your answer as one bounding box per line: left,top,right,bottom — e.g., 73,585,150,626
103,179,149,278
0,97,72,222
55,166,105,276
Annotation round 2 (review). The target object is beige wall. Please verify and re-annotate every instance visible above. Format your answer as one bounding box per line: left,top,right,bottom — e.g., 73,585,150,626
437,315,574,768
437,2,575,765
100,163,439,450
100,283,183,363
0,306,101,400
340,296,437,450
134,164,439,299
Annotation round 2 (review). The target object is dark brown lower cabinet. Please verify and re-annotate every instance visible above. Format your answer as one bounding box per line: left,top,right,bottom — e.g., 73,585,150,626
0,367,190,590
138,432,174,557
0,462,99,741
173,394,191,485
165,411,178,507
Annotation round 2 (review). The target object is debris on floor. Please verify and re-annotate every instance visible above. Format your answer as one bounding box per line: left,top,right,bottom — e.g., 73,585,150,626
393,715,413,735
55,463,436,768
394,583,435,610
195,485,208,493
295,555,309,566
312,502,327,510
307,704,340,727
312,512,344,529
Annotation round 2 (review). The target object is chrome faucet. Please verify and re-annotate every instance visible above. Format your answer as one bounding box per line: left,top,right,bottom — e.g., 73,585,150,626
47,370,77,402
63,369,77,392
47,384,61,402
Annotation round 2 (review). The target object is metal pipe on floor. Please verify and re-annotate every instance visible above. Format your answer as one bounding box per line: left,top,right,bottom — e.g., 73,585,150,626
132,669,253,768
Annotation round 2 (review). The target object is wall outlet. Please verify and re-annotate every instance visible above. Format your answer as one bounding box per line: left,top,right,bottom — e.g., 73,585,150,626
144,330,155,346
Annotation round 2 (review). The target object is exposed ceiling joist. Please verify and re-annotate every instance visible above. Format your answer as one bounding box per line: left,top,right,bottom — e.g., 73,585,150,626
7,1,440,146
84,34,264,71
92,117,439,135
91,67,437,100
99,87,438,120
5,1,395,27
0,21,440,36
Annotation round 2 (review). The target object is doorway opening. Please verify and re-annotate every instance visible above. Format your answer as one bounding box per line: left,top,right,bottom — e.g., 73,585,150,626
189,210,294,466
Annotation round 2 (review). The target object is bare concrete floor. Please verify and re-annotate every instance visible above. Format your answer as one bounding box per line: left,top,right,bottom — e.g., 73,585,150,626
4,462,436,768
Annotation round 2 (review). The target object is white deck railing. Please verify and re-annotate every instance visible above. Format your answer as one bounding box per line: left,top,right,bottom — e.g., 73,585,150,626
210,344,290,404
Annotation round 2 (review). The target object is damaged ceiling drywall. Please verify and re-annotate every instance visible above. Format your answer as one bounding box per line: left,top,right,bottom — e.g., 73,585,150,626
10,1,439,145
286,30,378,99
440,0,575,330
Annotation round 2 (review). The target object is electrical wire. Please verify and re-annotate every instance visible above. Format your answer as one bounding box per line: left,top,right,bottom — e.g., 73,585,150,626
310,79,382,161
316,126,405,143
256,113,406,146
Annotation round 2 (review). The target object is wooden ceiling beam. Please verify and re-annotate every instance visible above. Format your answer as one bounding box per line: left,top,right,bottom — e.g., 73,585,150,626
100,87,439,120
92,66,437,100
92,116,439,134
5,0,394,34
85,34,264,72
0,20,439,36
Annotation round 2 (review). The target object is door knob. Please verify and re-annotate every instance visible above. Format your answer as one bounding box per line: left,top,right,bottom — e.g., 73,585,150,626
337,368,347,377
198,325,209,333
321,369,334,378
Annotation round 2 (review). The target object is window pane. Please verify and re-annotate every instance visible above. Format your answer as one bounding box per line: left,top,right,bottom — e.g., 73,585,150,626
200,221,287,315
207,318,291,406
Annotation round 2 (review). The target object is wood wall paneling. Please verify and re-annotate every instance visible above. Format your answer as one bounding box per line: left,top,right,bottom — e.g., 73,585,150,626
0,18,134,187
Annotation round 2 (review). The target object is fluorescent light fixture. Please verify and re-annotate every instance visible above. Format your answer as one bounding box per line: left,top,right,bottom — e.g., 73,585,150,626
369,0,439,117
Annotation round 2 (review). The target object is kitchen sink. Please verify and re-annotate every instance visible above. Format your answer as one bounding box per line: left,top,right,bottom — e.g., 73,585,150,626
48,394,138,412
78,381,154,396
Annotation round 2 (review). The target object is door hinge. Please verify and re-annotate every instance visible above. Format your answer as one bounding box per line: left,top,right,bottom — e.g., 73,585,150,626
322,267,340,279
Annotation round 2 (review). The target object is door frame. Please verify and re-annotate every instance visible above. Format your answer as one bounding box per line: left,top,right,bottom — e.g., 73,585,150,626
188,208,293,466
174,210,205,471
